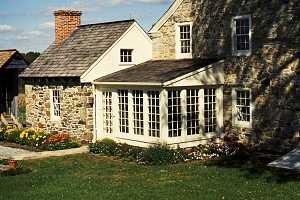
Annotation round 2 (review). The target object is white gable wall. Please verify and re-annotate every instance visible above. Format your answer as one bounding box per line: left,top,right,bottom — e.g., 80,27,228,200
81,22,152,83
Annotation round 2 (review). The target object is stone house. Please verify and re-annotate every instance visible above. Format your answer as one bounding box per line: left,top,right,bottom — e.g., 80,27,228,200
0,49,28,118
93,0,300,148
20,10,152,140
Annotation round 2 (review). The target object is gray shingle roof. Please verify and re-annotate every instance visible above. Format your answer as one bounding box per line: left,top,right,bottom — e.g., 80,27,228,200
94,58,219,84
20,19,135,78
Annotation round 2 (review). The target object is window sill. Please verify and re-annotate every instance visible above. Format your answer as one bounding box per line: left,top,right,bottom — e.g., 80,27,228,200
176,53,193,59
232,51,251,57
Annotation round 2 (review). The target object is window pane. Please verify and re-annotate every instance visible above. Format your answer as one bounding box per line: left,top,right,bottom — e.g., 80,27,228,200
120,49,133,63
204,88,216,133
118,90,129,133
133,90,144,135
236,90,251,122
235,17,250,51
148,91,160,138
103,91,113,134
168,90,181,137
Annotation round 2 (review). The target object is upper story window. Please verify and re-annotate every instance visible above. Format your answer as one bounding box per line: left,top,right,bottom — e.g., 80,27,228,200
232,15,252,56
120,49,133,63
50,89,61,121
176,22,193,59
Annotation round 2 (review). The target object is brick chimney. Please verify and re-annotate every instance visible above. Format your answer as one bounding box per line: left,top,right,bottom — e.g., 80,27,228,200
54,10,82,45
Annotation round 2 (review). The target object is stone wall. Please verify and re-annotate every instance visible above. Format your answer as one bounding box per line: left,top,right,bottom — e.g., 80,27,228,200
151,0,300,145
24,78,93,141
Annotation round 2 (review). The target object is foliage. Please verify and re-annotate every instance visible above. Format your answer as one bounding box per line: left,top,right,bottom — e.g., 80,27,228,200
21,52,40,64
0,125,80,151
18,106,26,126
89,139,188,165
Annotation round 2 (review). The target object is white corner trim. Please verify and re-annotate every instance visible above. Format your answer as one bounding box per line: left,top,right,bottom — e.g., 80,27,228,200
149,0,185,33
175,22,193,59
163,60,225,87
80,22,151,82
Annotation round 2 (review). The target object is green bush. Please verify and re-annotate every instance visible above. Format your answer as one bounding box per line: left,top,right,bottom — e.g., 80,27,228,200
46,141,80,151
89,138,120,156
89,140,188,165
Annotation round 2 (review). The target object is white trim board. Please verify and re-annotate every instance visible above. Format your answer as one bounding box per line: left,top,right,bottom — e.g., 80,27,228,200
149,0,185,33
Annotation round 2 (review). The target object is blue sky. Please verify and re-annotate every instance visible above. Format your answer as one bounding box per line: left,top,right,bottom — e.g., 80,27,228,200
0,0,172,53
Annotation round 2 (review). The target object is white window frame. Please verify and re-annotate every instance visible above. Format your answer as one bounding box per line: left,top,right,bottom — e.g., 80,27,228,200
175,22,193,59
148,91,160,138
50,89,61,122
204,88,217,134
118,90,129,134
102,91,113,134
232,88,253,128
231,15,252,56
133,90,144,135
120,49,133,64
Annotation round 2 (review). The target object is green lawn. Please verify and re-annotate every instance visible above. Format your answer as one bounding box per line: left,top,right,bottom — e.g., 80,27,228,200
0,154,299,200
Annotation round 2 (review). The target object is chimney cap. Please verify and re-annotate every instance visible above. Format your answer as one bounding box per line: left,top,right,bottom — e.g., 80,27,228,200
54,10,82,16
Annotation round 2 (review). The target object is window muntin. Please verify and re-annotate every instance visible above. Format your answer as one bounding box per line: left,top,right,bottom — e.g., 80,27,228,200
148,91,160,138
133,90,144,135
187,89,200,135
103,91,113,134
118,90,129,133
120,49,133,63
232,16,251,55
204,88,217,133
236,90,251,122
52,89,61,118
179,25,191,54
168,90,181,137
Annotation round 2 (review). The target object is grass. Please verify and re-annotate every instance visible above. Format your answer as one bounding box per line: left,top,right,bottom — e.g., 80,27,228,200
0,154,299,200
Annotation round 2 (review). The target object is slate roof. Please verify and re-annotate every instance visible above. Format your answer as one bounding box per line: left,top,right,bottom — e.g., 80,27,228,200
0,49,17,68
20,19,135,78
94,58,219,84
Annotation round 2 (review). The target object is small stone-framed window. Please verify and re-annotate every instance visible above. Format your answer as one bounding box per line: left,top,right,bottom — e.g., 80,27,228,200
176,22,193,59
232,15,252,56
232,88,252,128
120,49,133,63
50,89,61,121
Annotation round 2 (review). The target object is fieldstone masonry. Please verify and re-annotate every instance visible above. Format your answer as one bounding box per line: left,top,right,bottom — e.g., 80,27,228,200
25,79,93,141
150,0,300,144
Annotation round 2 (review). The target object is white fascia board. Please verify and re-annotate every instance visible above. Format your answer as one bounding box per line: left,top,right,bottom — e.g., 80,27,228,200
149,0,184,33
92,81,163,86
80,22,150,83
162,60,225,87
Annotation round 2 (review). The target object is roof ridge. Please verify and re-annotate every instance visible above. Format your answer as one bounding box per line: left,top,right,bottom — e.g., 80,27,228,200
78,19,135,28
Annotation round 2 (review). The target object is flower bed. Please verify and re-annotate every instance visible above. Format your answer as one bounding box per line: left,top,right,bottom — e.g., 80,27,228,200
89,138,248,165
0,125,80,151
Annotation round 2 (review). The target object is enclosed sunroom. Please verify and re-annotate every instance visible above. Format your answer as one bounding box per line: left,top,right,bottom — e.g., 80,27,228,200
93,59,225,148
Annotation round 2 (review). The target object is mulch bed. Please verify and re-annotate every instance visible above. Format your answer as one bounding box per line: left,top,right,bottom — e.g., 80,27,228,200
0,142,41,152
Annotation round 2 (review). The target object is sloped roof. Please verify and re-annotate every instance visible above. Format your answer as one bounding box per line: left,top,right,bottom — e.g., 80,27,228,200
20,19,135,78
0,49,17,68
94,58,219,84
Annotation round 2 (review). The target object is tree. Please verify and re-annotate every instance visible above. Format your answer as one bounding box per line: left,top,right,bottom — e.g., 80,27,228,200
22,52,40,64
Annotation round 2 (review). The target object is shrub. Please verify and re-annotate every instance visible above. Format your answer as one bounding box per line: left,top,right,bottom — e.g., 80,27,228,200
89,138,120,156
47,133,70,144
90,140,188,165
46,141,80,151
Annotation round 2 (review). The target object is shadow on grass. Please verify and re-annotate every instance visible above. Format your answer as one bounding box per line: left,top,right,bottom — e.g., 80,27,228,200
204,151,300,184
0,167,32,177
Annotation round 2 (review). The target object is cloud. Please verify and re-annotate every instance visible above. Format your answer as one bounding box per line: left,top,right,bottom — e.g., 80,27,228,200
39,21,55,29
0,24,16,32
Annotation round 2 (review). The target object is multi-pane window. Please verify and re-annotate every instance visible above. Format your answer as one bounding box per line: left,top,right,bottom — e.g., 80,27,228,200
52,89,61,118
120,49,133,63
133,90,144,135
179,25,191,54
204,88,217,133
233,16,251,54
168,90,181,137
187,89,200,135
236,90,251,122
103,91,113,134
148,91,160,138
118,90,129,133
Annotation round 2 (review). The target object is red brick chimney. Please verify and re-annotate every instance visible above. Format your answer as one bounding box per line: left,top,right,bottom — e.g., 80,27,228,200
54,10,82,45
